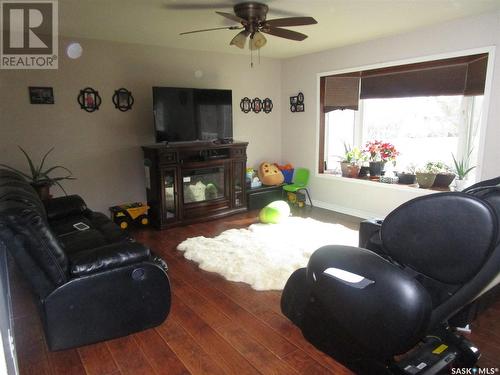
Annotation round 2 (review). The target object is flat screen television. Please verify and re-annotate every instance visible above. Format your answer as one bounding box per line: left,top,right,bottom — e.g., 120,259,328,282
153,87,233,143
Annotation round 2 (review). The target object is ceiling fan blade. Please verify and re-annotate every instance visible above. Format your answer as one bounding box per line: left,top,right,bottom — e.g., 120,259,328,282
261,27,308,41
230,30,250,49
216,11,247,25
180,26,241,35
264,17,317,27
164,3,232,10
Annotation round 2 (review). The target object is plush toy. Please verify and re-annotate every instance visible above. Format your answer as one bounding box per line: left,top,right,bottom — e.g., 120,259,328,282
258,162,284,186
185,181,206,203
205,183,218,200
259,200,290,224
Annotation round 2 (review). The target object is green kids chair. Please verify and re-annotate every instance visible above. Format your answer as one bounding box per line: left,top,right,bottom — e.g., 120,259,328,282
283,168,313,206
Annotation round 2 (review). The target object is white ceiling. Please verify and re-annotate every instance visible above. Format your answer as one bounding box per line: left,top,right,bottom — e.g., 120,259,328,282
59,0,500,59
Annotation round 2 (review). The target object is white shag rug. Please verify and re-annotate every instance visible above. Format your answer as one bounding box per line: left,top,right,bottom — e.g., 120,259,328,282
177,217,358,291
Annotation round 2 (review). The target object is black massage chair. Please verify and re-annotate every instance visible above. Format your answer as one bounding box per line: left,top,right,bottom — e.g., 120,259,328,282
0,169,171,350
281,179,500,374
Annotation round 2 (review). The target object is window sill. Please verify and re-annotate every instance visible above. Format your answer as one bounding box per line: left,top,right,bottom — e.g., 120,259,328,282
316,173,453,194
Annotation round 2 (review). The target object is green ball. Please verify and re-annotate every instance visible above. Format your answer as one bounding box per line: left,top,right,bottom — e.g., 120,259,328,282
259,200,290,224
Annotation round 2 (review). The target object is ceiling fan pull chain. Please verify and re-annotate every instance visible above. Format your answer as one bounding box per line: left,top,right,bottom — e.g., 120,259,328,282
250,48,254,68
258,47,261,65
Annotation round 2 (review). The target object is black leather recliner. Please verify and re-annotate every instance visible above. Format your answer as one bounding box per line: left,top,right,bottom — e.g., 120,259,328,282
281,186,500,374
0,169,171,351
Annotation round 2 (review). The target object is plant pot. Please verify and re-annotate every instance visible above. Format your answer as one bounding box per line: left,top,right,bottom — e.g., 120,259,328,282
455,179,468,191
358,166,370,178
432,173,456,188
340,162,360,178
397,172,416,185
31,183,51,200
369,161,384,177
416,172,437,189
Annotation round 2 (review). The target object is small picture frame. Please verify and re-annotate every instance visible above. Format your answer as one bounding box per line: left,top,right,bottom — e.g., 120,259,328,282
77,87,102,113
112,88,134,112
263,98,273,114
29,87,54,104
240,97,252,113
252,97,262,113
290,92,304,112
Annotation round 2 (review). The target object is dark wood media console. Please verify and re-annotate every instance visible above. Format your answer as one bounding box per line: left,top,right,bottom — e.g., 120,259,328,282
142,141,248,229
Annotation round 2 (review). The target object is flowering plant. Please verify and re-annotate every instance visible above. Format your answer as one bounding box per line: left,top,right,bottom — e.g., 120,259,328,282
364,140,399,162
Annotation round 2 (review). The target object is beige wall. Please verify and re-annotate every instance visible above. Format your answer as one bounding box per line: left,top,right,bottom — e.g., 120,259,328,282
281,11,500,218
0,37,282,213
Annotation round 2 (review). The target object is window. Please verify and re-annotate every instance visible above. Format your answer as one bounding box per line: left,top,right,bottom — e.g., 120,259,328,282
319,53,488,181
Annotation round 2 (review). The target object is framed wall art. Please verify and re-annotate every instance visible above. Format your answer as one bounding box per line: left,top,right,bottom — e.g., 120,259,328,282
29,87,54,104
262,98,273,113
112,88,134,112
240,97,252,113
252,97,262,113
290,91,304,112
78,87,102,113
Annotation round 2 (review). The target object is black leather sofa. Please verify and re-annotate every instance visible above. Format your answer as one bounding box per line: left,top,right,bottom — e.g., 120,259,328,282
0,169,171,351
282,183,500,374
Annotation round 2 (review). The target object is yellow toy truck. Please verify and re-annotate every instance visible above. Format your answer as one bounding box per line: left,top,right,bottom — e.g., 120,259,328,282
110,202,150,230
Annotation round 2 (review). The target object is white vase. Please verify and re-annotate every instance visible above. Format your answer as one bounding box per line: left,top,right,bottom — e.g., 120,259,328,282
455,179,468,191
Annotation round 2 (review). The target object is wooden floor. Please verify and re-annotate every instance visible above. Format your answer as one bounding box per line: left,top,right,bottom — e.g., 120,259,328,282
8,207,500,375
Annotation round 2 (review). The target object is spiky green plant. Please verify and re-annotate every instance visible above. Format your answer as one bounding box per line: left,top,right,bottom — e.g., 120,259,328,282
0,146,75,194
452,149,476,180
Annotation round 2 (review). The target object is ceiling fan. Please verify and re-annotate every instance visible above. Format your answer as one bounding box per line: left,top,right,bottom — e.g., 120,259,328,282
180,1,317,51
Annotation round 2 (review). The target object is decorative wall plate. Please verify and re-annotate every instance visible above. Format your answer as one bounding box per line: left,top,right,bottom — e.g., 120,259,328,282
112,88,134,112
263,98,273,113
78,87,102,112
252,97,262,113
240,97,251,113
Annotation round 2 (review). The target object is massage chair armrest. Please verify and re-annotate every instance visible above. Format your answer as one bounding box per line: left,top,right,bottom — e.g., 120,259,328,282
283,245,432,359
42,261,171,350
69,242,151,277
44,195,88,221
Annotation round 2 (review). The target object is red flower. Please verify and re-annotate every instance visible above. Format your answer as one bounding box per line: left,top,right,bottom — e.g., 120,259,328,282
364,140,399,162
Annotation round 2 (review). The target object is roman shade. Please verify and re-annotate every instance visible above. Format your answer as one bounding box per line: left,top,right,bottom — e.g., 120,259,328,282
359,54,488,99
323,76,360,112
321,53,488,106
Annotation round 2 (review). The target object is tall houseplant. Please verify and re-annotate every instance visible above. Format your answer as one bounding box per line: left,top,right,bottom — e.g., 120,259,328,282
0,146,75,200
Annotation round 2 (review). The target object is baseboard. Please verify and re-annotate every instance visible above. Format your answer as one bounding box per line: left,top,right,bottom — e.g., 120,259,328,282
311,199,381,220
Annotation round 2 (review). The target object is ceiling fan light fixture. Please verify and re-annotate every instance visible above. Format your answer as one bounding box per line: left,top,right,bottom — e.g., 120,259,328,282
249,31,266,50
230,30,248,49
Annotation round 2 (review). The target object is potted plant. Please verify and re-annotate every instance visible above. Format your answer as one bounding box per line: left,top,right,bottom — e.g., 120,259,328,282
364,140,399,177
0,146,75,200
340,144,362,178
416,163,440,189
426,161,456,188
397,164,417,185
452,150,476,191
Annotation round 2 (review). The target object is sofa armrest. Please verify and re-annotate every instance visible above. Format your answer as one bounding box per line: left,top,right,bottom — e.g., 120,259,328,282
69,242,151,277
44,195,87,221
359,218,384,253
43,261,171,350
